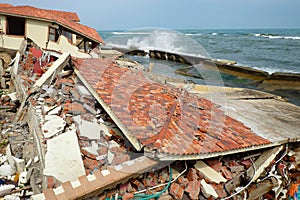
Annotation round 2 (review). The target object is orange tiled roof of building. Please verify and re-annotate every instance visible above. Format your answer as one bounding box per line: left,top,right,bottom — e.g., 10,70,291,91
0,4,13,7
0,5,103,44
74,58,271,159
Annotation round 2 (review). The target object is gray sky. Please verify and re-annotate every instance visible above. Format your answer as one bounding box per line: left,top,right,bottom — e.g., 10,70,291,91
2,0,300,30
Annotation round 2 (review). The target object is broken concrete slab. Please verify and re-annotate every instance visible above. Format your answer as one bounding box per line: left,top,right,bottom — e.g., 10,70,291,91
195,160,227,184
0,165,15,176
76,85,91,97
200,179,218,199
73,116,101,139
41,116,66,138
44,129,85,182
82,141,99,156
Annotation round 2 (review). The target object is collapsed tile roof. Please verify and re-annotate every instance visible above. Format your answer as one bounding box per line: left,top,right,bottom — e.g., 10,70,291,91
74,58,271,160
0,4,103,44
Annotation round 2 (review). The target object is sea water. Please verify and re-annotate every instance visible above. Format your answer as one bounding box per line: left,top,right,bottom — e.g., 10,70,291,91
99,29,300,74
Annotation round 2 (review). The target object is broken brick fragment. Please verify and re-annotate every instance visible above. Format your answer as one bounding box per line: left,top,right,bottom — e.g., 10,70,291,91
206,159,223,172
241,159,252,169
211,183,227,198
186,168,199,181
169,183,184,200
63,102,86,115
177,176,189,188
55,78,74,88
221,166,232,180
111,154,130,165
185,180,201,199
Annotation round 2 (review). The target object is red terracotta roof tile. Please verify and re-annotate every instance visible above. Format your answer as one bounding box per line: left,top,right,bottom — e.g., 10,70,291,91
0,5,103,44
74,58,271,157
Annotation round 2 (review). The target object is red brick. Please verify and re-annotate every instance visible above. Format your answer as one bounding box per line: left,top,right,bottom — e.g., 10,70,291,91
56,78,74,88
47,176,56,189
241,159,252,169
63,102,86,115
185,180,201,199
206,159,223,172
169,183,184,200
187,168,199,181
111,154,130,165
177,176,189,188
221,166,232,180
211,183,227,198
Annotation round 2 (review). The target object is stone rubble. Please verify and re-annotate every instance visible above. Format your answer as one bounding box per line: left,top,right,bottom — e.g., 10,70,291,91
0,42,299,200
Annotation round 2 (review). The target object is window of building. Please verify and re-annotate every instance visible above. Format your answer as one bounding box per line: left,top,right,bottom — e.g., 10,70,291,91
62,29,72,43
6,16,25,36
48,27,59,42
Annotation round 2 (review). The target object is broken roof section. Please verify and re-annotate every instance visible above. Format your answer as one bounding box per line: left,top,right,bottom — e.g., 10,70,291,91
73,58,271,160
0,4,103,44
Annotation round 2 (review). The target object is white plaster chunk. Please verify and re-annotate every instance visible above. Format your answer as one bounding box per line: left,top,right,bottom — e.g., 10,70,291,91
44,130,85,182
7,92,17,101
0,155,7,164
109,140,120,149
0,165,15,176
6,145,16,174
42,117,66,138
4,194,21,200
73,116,101,139
0,185,15,197
99,123,112,137
83,141,99,156
12,157,25,173
30,193,45,200
76,85,91,96
195,160,226,184
200,179,218,199
19,171,28,185
107,150,115,165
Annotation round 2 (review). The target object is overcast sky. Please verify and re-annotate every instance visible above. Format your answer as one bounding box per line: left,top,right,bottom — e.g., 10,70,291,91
2,0,300,30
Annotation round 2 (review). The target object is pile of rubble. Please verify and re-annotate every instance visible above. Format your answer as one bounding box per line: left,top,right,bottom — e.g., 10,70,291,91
1,42,300,200
93,145,300,200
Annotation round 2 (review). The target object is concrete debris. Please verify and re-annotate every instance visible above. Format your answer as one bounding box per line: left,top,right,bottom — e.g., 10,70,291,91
41,116,66,138
44,129,85,182
0,185,15,197
200,179,218,199
195,160,227,184
0,165,15,176
73,116,101,139
1,41,300,200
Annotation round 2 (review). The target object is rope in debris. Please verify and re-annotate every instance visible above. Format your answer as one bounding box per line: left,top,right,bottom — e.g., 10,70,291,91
105,162,188,200
221,158,257,200
133,166,173,200
134,161,188,195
